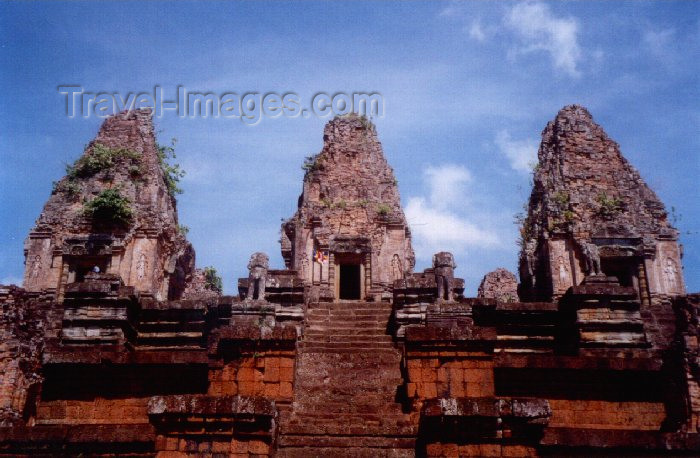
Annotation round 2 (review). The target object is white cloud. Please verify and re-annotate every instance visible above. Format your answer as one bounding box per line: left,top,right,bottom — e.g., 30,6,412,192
423,164,471,208
495,130,538,173
505,2,582,77
405,164,501,261
643,27,675,58
438,1,462,18
468,20,487,42
406,197,499,256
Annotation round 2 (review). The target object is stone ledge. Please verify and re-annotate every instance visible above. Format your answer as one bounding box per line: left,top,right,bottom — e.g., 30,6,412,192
540,427,700,451
419,397,551,443
405,324,496,344
139,297,210,310
495,351,663,371
421,397,551,423
213,324,298,342
0,423,155,445
43,345,209,365
147,394,276,417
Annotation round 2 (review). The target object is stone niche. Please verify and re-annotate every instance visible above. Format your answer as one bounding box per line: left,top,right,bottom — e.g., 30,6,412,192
542,234,684,304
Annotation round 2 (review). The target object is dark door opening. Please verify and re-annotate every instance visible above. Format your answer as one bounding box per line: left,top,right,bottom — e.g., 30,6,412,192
339,264,361,300
601,257,638,288
70,256,110,283
252,279,261,300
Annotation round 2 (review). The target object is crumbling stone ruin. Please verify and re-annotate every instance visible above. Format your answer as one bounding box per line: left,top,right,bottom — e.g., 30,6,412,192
23,110,201,302
518,105,684,302
0,106,699,456
478,268,519,303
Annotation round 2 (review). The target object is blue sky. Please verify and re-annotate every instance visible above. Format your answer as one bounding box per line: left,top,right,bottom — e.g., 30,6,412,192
1,1,698,294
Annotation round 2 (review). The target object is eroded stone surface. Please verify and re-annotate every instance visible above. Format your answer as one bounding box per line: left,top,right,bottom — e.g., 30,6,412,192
519,105,684,301
181,268,222,300
23,109,196,300
281,115,415,300
477,268,519,302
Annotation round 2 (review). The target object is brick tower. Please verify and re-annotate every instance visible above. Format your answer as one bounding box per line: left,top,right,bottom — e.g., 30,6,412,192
281,115,415,302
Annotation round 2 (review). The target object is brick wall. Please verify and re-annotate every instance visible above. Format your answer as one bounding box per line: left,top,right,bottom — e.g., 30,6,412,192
425,443,536,457
35,397,150,424
208,352,295,402
155,436,271,457
405,351,494,401
548,400,666,430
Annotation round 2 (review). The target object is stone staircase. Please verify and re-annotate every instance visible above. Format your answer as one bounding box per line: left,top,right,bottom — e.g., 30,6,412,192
277,301,417,457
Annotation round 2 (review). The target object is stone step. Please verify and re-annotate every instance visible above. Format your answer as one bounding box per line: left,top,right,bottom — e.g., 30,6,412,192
306,316,391,323
283,412,411,423
290,302,413,455
309,302,393,308
297,352,401,364
304,329,388,333
137,321,205,333
136,334,204,347
298,343,398,352
294,394,403,408
306,311,393,317
278,430,415,443
297,348,399,355
306,323,388,331
302,330,390,336
281,416,417,436
295,375,403,388
134,344,204,351
138,331,203,338
295,374,403,387
139,310,205,322
496,324,557,335
281,411,415,425
304,327,391,337
293,394,404,407
303,336,391,343
303,335,394,343
302,340,394,347
277,439,415,458
307,320,391,326
307,308,392,313
306,310,393,316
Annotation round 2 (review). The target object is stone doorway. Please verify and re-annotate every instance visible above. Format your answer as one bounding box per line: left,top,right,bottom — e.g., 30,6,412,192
334,253,364,301
339,264,361,300
601,257,639,289
67,255,110,283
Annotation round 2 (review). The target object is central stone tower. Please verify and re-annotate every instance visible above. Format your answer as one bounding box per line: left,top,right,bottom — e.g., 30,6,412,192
281,115,415,301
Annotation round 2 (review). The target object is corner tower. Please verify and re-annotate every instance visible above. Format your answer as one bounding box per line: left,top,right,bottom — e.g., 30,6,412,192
23,109,195,300
281,115,415,301
518,105,684,302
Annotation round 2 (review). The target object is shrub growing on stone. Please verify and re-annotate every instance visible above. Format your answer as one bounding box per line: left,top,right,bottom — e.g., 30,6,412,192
83,189,133,226
157,138,185,196
203,266,223,293
377,203,391,215
596,192,624,218
67,143,140,179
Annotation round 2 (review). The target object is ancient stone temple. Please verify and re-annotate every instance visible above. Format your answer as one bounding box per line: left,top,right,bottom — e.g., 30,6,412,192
1,107,699,457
